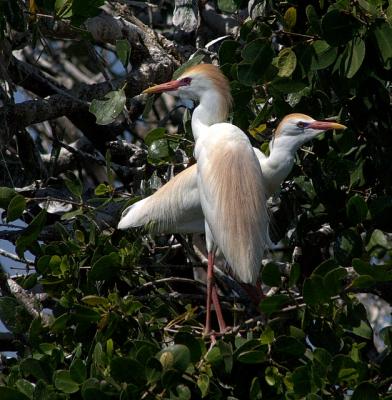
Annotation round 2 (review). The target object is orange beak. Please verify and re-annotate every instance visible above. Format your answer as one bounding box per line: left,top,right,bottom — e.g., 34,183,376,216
143,80,183,94
308,120,347,131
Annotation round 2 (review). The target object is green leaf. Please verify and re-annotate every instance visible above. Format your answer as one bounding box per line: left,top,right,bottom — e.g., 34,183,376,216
81,379,105,400
292,366,311,396
358,0,381,16
218,340,233,373
273,336,306,357
89,89,126,125
7,194,26,222
0,186,16,209
0,387,30,400
16,209,47,258
369,196,392,227
94,183,111,196
311,40,338,70
265,366,280,386
373,22,392,69
197,374,209,398
237,39,274,86
323,267,347,297
284,7,297,30
219,40,241,65
55,0,73,19
174,332,202,363
237,350,267,364
261,262,281,287
259,294,289,315
352,320,373,340
321,9,357,46
64,172,83,199
54,370,80,394
145,127,167,146
273,48,297,78
350,160,365,188
70,359,87,384
148,139,171,163
61,208,83,220
347,194,368,224
249,376,263,400
0,297,21,333
352,382,379,400
306,5,321,35
82,295,109,306
174,384,191,400
234,339,262,362
71,0,105,25
260,325,275,345
334,229,363,266
217,0,236,13
116,39,131,68
110,357,146,385
51,314,70,333
157,344,191,373
329,355,360,383
270,78,307,93
72,305,101,323
365,229,389,251
312,259,339,278
303,275,329,305
89,252,121,281
288,263,301,288
380,326,392,349
142,93,155,119
351,275,376,289
15,379,35,399
343,37,366,79
306,395,322,400
172,54,205,80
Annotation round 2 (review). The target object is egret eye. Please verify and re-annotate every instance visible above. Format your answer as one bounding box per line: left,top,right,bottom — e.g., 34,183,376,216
180,77,192,86
297,121,308,129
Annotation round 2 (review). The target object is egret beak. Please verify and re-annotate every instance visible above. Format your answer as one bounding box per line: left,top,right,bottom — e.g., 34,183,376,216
308,120,347,131
143,80,182,94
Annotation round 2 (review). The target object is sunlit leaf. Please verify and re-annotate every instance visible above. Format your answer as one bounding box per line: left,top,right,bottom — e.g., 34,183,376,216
217,0,236,13
89,89,126,125
284,7,297,30
273,48,297,78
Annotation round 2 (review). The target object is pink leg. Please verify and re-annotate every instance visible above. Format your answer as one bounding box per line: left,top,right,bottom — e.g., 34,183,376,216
205,251,214,335
212,286,226,332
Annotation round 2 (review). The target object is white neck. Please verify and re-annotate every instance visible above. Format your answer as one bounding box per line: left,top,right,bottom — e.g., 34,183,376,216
260,136,303,196
191,90,228,140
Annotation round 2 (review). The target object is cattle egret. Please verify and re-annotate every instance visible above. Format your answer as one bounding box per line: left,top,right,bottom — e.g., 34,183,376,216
118,64,347,334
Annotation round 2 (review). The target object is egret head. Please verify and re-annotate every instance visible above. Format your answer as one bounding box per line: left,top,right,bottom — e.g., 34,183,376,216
143,64,232,120
273,113,346,149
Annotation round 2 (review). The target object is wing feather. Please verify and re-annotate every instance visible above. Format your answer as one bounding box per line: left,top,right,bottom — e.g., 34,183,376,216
197,127,269,284
118,165,205,233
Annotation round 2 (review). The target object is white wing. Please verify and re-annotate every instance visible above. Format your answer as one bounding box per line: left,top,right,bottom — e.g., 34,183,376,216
117,165,205,233
196,123,269,285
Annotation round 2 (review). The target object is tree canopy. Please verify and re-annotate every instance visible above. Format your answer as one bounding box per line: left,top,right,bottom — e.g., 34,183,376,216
0,0,392,398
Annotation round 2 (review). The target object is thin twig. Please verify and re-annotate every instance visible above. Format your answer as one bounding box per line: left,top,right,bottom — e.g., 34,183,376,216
0,247,34,266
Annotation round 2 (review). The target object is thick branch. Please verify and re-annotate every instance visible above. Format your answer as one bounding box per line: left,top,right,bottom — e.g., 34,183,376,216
6,278,51,326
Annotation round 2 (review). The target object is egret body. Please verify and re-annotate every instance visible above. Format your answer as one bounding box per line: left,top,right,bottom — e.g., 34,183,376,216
118,64,346,334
